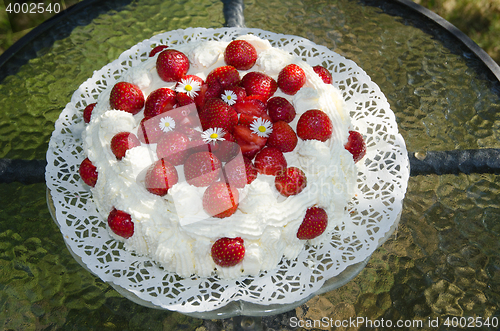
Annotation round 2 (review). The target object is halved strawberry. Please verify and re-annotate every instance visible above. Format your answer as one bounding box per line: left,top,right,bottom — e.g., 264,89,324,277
144,158,179,196
184,151,222,187
199,98,238,133
312,65,333,84
224,40,257,70
79,157,98,187
110,132,141,160
240,72,277,100
233,125,267,159
149,45,168,57
278,64,306,95
108,208,134,239
156,131,190,166
266,121,298,153
156,49,189,82
238,113,273,129
211,237,245,267
345,130,366,163
206,65,240,89
275,166,307,197
254,147,287,176
267,97,296,123
233,97,267,117
296,207,328,240
83,102,96,124
203,181,239,218
296,109,333,142
109,82,145,115
144,88,177,118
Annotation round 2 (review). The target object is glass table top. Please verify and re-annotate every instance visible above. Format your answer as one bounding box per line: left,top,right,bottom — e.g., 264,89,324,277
1,0,499,329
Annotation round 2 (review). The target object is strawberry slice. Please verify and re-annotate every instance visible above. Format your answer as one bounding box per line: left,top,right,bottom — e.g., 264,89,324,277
144,88,177,118
267,97,296,123
110,132,141,160
296,109,333,142
224,40,257,70
109,82,145,115
266,121,298,153
206,65,240,89
149,45,168,57
254,147,287,176
345,130,367,163
240,72,277,100
79,157,98,187
108,208,134,239
203,181,239,218
144,158,179,196
184,151,222,187
156,49,189,82
275,166,307,197
238,113,272,129
233,125,267,159
296,207,328,240
233,97,266,117
312,65,333,84
199,98,238,133
278,64,306,95
156,131,191,166
211,237,245,267
83,102,96,124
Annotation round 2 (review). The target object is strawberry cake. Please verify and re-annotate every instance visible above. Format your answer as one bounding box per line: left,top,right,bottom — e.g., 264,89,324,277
78,34,367,279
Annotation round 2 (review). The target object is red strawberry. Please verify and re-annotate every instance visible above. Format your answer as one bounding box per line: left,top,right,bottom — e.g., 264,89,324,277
174,75,204,98
296,109,333,142
156,131,190,166
110,132,141,160
222,154,247,188
266,121,298,153
296,207,328,240
137,116,163,144
199,98,238,133
224,40,257,70
206,65,240,89
345,130,366,163
278,64,306,95
144,88,177,118
194,83,223,110
79,157,98,187
233,125,267,159
83,102,96,123
312,65,333,84
156,49,189,82
267,97,296,123
213,132,240,162
243,157,258,184
109,82,145,115
211,237,245,267
220,86,246,105
144,158,179,196
237,113,271,128
184,151,222,187
176,92,195,106
254,147,287,176
107,208,134,239
233,97,266,117
275,166,307,197
203,181,239,218
240,72,277,100
149,45,168,57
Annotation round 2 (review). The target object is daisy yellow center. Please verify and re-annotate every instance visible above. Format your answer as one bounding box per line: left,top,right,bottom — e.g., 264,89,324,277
164,122,171,127
185,85,193,92
210,133,219,139
258,126,267,133
227,95,232,100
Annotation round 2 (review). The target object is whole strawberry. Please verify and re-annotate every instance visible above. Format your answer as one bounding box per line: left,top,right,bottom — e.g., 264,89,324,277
296,109,333,142
108,208,134,239
149,45,168,57
79,157,98,187
109,82,145,115
184,151,222,187
211,237,245,267
144,88,177,118
278,64,306,95
266,121,298,153
224,40,257,70
275,166,307,197
345,130,366,163
296,207,328,240
156,131,190,166
312,65,333,84
206,65,240,89
254,147,287,176
199,98,238,133
240,72,277,100
83,102,96,123
110,132,141,160
267,97,296,123
156,49,189,82
203,181,239,218
144,158,179,196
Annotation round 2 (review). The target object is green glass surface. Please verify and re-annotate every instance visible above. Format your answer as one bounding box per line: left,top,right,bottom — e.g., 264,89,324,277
1,0,499,329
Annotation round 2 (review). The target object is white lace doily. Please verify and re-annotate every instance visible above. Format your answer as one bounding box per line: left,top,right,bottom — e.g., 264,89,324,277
45,27,409,314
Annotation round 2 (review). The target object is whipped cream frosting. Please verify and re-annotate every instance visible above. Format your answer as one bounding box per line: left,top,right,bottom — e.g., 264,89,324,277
82,35,357,279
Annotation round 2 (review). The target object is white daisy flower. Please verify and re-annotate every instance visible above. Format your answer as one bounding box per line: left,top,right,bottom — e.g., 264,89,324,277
250,118,273,138
159,116,176,133
201,128,226,145
175,77,201,98
221,90,237,105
